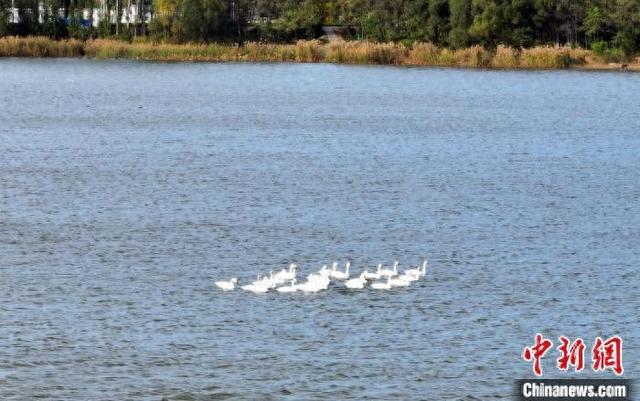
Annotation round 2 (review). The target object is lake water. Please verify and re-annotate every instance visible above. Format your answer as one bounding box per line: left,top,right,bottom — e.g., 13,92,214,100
1,59,639,400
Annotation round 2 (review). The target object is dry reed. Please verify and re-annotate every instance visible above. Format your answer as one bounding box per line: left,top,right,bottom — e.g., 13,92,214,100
0,36,629,70
491,45,519,68
0,36,83,57
519,46,585,69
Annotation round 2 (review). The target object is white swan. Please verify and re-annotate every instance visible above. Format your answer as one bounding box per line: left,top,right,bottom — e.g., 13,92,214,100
362,264,382,280
318,264,332,277
296,281,321,293
371,277,392,290
269,270,287,286
241,275,271,293
328,261,338,275
379,261,399,278
404,260,427,277
345,272,366,289
275,263,297,281
215,277,237,291
399,272,419,282
241,283,269,293
298,282,319,292
419,260,427,276
389,275,411,287
330,261,350,280
309,273,331,289
255,271,280,289
294,272,330,292
276,279,298,293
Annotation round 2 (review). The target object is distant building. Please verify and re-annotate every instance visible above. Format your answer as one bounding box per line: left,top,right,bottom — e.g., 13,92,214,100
6,0,151,27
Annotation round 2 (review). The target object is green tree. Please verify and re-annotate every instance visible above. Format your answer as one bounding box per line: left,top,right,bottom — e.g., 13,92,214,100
583,6,605,44
295,0,323,38
402,0,430,42
553,0,585,46
531,0,556,43
427,0,449,44
449,0,471,47
612,0,640,57
0,0,11,36
360,10,386,41
178,0,205,40
469,0,503,46
203,0,225,40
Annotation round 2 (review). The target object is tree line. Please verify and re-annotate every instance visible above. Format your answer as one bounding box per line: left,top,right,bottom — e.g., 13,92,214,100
1,0,639,56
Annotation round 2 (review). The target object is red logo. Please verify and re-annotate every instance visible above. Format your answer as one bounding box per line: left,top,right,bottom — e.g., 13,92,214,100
592,336,623,375
557,336,585,372
523,333,553,376
523,335,623,376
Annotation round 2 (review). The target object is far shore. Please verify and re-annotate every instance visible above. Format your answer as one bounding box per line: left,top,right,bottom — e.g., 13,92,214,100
1,36,638,72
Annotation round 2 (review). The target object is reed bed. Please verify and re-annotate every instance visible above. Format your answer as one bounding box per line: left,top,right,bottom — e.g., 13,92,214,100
407,42,452,66
455,45,492,67
519,46,583,69
323,41,405,64
491,45,519,68
0,36,83,57
406,43,490,67
0,36,632,70
84,39,237,61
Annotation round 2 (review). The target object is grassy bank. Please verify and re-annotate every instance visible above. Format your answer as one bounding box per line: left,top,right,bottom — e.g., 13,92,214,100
1,36,638,71
0,36,84,57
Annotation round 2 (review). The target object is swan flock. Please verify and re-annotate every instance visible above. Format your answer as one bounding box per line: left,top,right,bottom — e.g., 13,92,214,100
215,260,428,293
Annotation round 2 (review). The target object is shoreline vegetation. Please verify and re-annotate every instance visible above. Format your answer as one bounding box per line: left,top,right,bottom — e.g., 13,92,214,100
1,36,639,71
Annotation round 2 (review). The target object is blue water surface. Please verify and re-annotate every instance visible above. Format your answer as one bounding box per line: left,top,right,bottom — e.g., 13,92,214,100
1,59,639,400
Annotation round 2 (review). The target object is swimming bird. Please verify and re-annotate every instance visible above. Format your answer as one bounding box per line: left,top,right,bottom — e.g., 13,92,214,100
256,271,276,288
275,263,297,281
345,272,367,289
379,261,399,278
276,279,298,293
389,275,411,287
328,262,338,275
419,260,427,276
241,275,271,294
371,277,392,290
251,271,278,289
266,269,287,286
296,280,321,293
362,264,382,280
318,264,332,277
399,272,420,282
308,273,331,289
241,283,270,294
330,261,350,280
404,260,427,277
215,277,237,291
294,272,330,293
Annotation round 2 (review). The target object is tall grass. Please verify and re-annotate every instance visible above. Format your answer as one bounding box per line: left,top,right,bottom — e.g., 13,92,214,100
519,46,584,69
491,45,519,68
407,42,454,66
324,41,405,64
84,39,236,61
292,40,324,62
407,43,490,67
0,36,629,70
455,45,492,67
0,36,83,57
